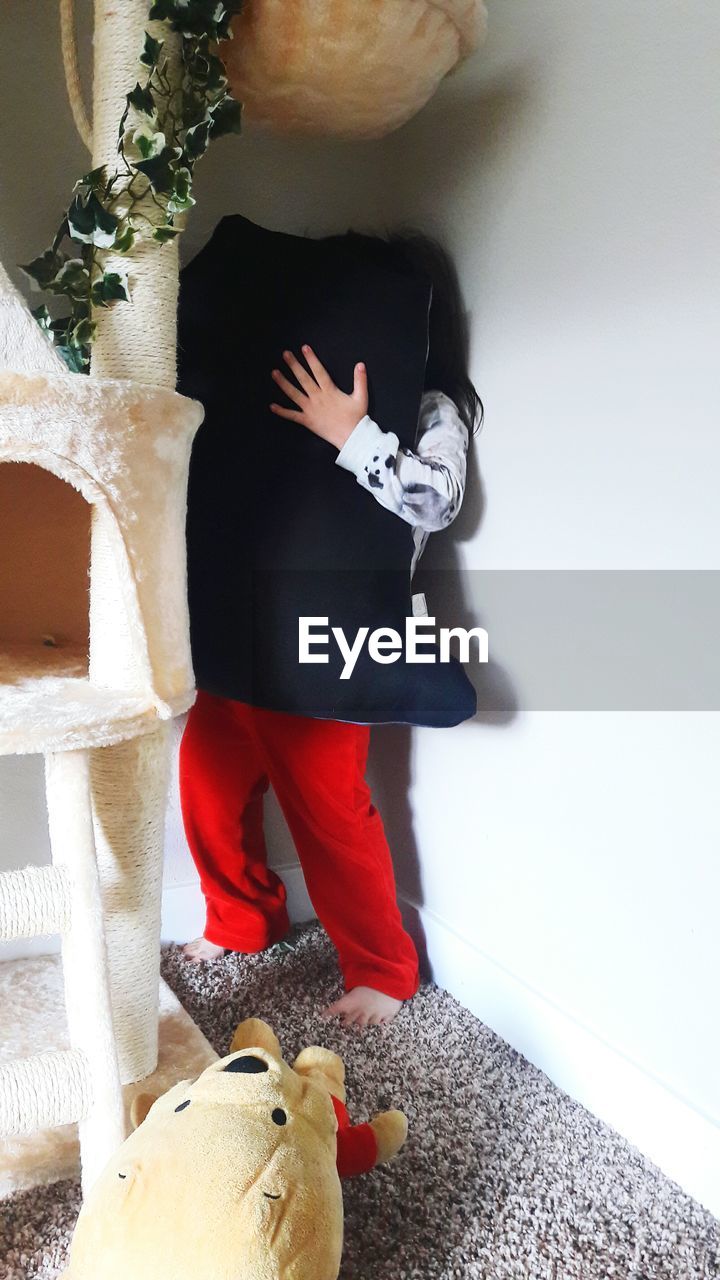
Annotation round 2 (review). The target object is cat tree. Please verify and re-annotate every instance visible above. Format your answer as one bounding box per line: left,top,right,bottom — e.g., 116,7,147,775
0,3,214,1195
0,262,209,1191
0,0,486,1196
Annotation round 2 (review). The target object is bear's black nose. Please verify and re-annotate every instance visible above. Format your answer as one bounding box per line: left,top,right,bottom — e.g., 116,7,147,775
223,1055,268,1074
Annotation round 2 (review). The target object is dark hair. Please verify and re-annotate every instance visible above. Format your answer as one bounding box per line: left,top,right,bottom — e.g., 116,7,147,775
329,227,483,435
387,230,483,435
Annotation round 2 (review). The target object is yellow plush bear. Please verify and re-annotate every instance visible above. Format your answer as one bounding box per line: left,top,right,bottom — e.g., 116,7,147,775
62,1019,408,1280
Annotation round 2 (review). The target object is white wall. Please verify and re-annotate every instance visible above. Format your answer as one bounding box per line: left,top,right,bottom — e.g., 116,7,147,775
2,0,719,1215
370,0,720,1213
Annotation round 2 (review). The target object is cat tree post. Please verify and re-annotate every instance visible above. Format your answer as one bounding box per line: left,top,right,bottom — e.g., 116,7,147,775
87,1,183,1085
91,2,181,384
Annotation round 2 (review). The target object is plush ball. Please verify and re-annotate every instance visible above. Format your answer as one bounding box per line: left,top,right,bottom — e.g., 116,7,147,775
178,215,476,727
225,0,488,138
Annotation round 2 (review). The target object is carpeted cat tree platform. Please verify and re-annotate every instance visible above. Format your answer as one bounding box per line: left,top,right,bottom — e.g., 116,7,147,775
0,0,486,1199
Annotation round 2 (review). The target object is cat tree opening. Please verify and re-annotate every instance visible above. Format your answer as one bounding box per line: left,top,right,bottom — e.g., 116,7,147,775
0,461,90,670
0,363,204,761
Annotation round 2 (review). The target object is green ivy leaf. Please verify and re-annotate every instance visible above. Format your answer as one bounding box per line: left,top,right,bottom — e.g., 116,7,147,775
189,49,210,80
58,342,89,374
213,1,244,40
147,0,177,19
51,217,70,254
113,220,136,254
47,315,72,338
148,0,204,38
181,87,211,129
21,0,241,370
153,223,181,243
150,1,241,42
20,249,66,291
31,305,53,333
209,94,242,139
204,54,228,95
72,316,97,346
91,270,130,308
127,82,156,118
68,299,90,322
117,101,131,147
52,258,90,301
68,192,120,248
186,47,227,95
184,118,211,160
140,31,164,68
49,309,94,372
167,166,195,213
73,165,110,196
134,145,183,194
132,123,168,159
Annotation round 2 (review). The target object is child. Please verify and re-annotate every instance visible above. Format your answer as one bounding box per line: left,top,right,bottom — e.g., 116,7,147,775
180,232,482,1027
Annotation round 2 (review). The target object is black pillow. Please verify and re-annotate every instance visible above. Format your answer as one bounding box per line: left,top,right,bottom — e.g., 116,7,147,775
177,215,476,727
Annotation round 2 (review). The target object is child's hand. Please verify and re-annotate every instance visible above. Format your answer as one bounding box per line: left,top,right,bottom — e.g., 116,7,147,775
270,345,368,450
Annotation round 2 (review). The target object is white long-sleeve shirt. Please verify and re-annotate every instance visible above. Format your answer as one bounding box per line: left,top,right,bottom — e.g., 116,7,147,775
335,389,469,574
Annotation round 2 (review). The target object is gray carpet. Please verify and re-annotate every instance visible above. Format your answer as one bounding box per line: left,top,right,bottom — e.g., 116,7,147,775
2,923,718,1279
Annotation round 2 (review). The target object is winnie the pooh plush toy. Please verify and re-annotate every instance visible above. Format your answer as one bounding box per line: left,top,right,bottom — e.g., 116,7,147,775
62,1018,407,1280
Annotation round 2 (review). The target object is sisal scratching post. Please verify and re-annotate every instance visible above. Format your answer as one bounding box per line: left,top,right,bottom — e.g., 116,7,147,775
45,750,125,1193
90,2,181,385
87,735,171,1083
88,2,182,1086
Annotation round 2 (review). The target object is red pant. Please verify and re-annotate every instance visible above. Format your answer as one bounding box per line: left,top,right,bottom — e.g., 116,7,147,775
179,692,419,1000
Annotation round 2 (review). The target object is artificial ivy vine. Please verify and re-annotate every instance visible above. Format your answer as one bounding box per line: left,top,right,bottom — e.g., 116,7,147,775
21,0,243,372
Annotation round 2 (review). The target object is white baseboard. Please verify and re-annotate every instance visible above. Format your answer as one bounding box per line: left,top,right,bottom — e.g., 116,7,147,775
402,895,720,1219
161,862,314,944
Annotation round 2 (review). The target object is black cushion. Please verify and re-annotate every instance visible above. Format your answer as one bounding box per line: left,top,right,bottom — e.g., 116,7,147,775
177,215,476,727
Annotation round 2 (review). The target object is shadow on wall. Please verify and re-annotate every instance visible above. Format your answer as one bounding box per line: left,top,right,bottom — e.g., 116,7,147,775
369,448,519,979
367,71,538,974
380,67,539,247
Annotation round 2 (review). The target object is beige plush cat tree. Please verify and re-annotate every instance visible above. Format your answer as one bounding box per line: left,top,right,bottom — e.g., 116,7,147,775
0,0,486,1197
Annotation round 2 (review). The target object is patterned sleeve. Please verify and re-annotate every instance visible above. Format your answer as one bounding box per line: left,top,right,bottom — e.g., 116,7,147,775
334,390,469,532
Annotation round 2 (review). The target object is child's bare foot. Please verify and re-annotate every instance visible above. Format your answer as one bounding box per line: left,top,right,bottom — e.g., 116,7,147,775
182,937,225,963
322,986,402,1027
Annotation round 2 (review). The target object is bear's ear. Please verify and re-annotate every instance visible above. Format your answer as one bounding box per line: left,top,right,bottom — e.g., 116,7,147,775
230,1018,282,1061
294,1046,346,1102
130,1092,158,1129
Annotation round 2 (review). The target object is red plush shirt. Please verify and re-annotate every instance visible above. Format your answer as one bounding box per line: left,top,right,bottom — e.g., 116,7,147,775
332,1095,379,1178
